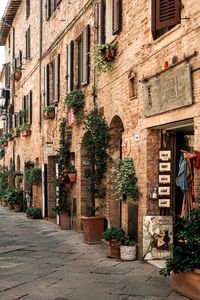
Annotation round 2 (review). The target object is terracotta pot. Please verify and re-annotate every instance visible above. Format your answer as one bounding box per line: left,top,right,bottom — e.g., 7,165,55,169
172,269,200,300
59,211,70,230
8,203,14,210
14,204,23,212
2,201,7,207
68,173,76,183
22,130,31,137
14,71,21,81
65,182,72,188
109,239,120,259
81,216,105,244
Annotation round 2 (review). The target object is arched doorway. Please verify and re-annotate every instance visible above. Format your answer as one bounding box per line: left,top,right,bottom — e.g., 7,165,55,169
107,116,124,227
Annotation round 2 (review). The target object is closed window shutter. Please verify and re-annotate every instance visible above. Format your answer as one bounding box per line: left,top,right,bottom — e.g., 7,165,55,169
25,30,28,60
22,96,26,124
27,90,32,124
16,50,22,69
54,54,60,103
66,41,74,93
44,64,50,106
97,0,105,44
28,26,31,59
5,63,10,88
112,0,122,35
81,25,90,86
152,0,156,36
17,112,21,127
155,0,180,31
46,0,51,20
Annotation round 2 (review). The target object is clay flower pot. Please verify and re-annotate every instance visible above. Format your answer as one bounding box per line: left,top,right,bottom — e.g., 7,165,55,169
8,203,14,210
68,173,76,183
14,71,21,81
59,211,70,230
109,239,120,259
2,201,7,207
81,216,105,244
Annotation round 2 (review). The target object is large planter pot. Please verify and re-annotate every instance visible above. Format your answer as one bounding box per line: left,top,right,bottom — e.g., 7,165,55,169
60,211,71,230
120,244,137,261
109,239,120,259
2,201,7,207
8,203,14,210
14,204,23,212
172,269,200,300
81,216,105,244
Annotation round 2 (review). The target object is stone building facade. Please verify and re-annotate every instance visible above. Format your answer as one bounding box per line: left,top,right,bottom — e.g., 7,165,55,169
0,0,200,258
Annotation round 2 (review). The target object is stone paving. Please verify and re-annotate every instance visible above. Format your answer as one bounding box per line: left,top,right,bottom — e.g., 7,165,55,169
0,205,189,300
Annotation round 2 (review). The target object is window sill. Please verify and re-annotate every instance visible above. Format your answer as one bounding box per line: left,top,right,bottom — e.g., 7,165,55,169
130,96,137,101
152,23,182,45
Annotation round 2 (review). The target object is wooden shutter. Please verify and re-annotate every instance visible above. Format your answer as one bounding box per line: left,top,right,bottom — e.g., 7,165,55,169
155,0,180,30
97,0,105,44
12,114,16,128
28,26,31,59
66,41,74,93
22,96,26,123
27,91,32,124
5,63,10,88
112,0,122,35
16,50,22,69
44,64,50,106
81,25,90,86
54,54,60,103
46,0,51,20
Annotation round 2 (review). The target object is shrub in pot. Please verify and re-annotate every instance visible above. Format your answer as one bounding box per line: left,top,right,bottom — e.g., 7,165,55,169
102,227,125,258
160,208,200,300
26,207,42,219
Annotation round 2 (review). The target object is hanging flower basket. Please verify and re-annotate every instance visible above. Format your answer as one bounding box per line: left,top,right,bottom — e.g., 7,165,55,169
68,172,76,183
14,71,21,81
101,46,117,62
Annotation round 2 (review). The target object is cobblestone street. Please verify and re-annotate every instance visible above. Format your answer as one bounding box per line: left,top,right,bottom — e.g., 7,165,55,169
0,205,189,300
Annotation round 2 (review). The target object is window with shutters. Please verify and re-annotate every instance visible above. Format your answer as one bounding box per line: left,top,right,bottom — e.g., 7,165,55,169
152,0,181,39
44,55,60,105
22,91,32,125
8,34,11,54
46,0,62,20
25,26,31,60
26,0,30,20
16,50,22,70
97,0,122,44
66,41,74,93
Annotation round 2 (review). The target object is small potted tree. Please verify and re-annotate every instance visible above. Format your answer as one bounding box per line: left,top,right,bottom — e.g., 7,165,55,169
160,208,200,299
102,227,125,259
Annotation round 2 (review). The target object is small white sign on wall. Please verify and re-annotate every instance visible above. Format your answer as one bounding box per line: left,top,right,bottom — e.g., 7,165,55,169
46,143,53,154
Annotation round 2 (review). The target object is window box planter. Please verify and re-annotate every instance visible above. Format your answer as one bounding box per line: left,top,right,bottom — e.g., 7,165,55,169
172,269,200,300
22,130,31,137
81,216,105,244
14,71,21,81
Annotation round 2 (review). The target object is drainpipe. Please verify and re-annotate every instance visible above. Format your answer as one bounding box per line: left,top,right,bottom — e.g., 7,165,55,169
39,0,43,132
92,1,97,109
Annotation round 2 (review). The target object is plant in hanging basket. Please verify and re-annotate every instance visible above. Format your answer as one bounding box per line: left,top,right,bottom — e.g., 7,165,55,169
42,106,55,120
14,68,22,81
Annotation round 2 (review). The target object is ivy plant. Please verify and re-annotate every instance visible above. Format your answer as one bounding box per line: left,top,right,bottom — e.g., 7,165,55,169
115,158,141,202
65,90,84,123
82,109,110,215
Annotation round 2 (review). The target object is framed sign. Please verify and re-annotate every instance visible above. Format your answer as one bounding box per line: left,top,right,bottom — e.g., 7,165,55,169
159,162,171,172
158,186,170,196
159,175,170,184
158,199,170,208
159,150,171,161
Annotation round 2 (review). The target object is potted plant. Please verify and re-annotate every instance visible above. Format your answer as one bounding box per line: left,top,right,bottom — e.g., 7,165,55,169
160,208,200,299
65,90,84,123
102,227,125,259
24,160,34,169
115,158,141,202
25,167,42,186
118,235,137,261
15,173,23,185
26,207,42,219
14,127,21,137
20,123,31,137
42,106,55,120
13,189,24,212
14,68,22,81
52,191,71,230
81,109,110,243
67,169,77,183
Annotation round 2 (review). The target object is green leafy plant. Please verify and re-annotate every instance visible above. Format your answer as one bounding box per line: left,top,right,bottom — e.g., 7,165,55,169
160,208,200,277
24,160,34,169
117,235,135,246
0,149,5,160
82,109,110,215
102,227,125,242
42,106,55,120
14,127,21,133
65,90,84,122
0,139,5,145
2,187,23,205
20,123,30,132
115,158,141,202
26,207,42,219
3,132,12,140
52,191,71,215
19,110,27,118
25,167,42,186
